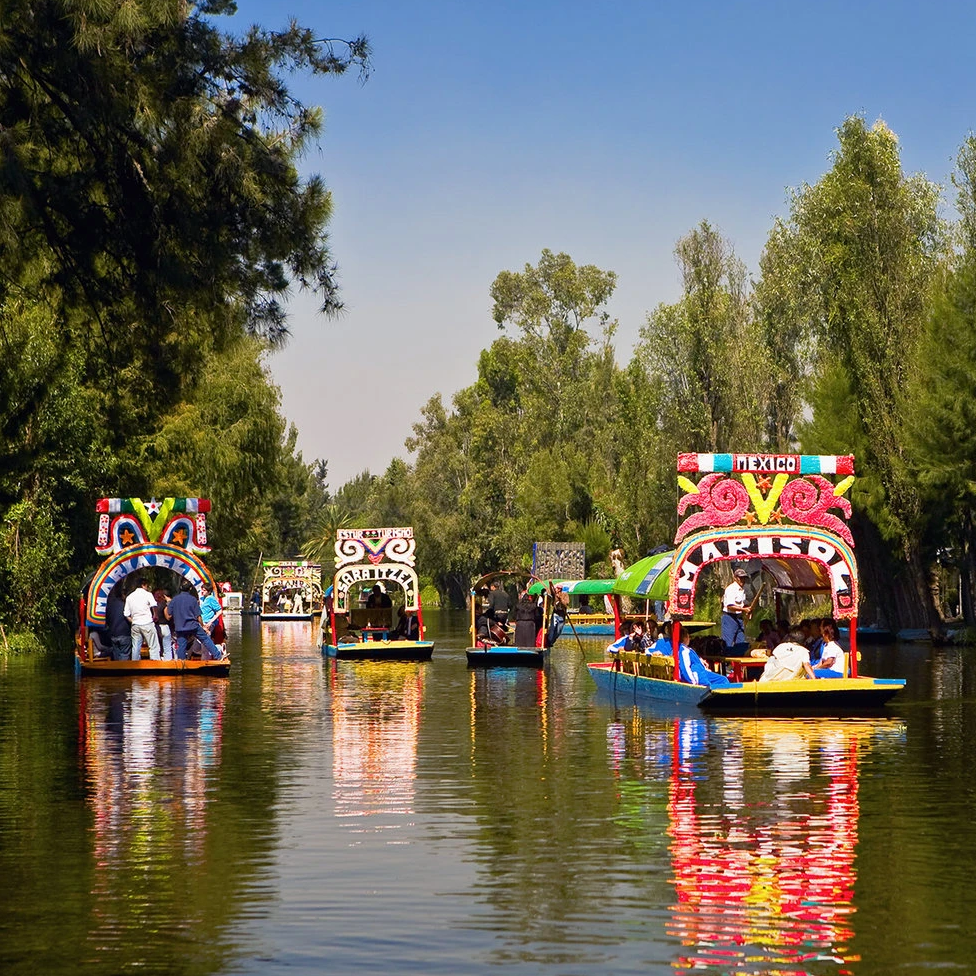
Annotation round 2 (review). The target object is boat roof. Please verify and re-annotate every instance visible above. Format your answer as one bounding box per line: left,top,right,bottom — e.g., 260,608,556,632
470,570,534,591
527,578,615,596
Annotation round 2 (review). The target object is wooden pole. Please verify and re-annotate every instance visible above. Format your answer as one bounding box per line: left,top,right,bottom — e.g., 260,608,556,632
672,621,681,680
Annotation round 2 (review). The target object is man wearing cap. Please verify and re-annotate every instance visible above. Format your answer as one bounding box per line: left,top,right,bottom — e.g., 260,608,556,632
721,568,751,655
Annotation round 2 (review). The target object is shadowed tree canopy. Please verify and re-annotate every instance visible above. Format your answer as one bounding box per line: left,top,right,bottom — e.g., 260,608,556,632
0,0,369,354
0,0,367,629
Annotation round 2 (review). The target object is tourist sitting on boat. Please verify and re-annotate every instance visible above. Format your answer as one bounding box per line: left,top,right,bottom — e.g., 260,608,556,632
721,568,751,654
393,607,419,641
366,584,392,609
757,617,779,651
803,620,846,679
759,641,810,681
606,621,653,654
577,597,595,616
476,614,508,647
673,633,731,688
513,588,541,647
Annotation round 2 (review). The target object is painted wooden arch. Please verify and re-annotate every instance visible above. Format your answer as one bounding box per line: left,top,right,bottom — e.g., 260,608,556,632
668,525,859,621
333,563,420,613
86,543,217,628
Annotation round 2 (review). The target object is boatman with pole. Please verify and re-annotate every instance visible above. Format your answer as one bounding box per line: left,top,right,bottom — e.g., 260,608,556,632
721,567,751,655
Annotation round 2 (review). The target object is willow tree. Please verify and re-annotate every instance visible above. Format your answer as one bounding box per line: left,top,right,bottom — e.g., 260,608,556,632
785,117,945,629
636,221,771,454
907,135,976,624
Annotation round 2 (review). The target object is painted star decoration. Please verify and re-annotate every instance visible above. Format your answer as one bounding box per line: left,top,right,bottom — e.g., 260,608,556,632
120,528,135,546
145,498,162,516
172,527,188,546
756,475,773,493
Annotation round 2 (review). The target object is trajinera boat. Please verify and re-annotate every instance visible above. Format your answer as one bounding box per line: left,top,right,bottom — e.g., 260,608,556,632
259,559,322,620
320,526,434,661
76,496,231,676
527,578,617,636
466,570,546,667
588,452,906,711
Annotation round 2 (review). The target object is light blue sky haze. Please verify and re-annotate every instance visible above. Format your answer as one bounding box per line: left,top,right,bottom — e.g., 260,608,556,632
235,0,976,486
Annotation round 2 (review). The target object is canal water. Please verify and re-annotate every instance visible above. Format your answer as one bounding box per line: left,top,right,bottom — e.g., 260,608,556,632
1,612,975,975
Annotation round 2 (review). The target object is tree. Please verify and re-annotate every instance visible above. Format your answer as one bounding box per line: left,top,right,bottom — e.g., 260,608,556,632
785,117,945,629
906,134,976,624
637,221,771,454
490,249,617,448
0,1,369,629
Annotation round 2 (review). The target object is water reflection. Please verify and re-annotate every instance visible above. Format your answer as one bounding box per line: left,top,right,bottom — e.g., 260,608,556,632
468,666,550,756
259,619,325,725
606,710,906,975
79,677,229,963
327,661,424,827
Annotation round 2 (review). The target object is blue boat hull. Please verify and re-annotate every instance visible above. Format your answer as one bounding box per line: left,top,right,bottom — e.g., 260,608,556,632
466,646,546,668
587,662,906,713
587,662,709,705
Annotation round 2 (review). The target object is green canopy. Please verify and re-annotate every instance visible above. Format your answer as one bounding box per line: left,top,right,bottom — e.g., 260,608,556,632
527,578,616,596
612,551,674,600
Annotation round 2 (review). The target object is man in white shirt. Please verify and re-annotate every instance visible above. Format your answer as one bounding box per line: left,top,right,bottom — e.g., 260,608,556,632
124,577,161,661
721,567,751,655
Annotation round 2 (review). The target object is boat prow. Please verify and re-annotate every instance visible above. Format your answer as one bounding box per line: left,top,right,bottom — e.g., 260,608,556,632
587,661,710,705
75,653,230,677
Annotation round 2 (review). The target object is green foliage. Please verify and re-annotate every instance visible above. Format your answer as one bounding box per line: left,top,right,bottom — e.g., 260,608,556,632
0,1,363,632
636,221,772,453
0,491,71,630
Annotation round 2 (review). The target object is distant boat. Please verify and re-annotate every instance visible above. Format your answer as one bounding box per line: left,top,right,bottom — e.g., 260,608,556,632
320,527,434,661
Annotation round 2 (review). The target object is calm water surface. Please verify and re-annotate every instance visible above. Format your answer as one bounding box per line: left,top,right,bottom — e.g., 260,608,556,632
1,613,976,975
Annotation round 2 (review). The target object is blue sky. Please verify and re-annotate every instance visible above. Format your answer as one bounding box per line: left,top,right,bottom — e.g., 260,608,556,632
233,0,976,487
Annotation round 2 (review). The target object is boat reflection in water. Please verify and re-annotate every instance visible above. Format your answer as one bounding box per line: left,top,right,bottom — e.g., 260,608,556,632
328,661,424,825
81,677,227,862
259,618,326,725
468,665,550,756
608,710,906,974
79,676,229,963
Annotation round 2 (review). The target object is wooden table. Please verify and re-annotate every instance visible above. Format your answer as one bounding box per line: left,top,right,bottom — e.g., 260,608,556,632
359,626,391,641
704,655,768,682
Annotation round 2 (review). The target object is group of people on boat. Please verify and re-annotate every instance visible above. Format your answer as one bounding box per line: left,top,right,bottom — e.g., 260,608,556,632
605,613,848,685
98,576,227,662
267,587,307,614
474,581,545,648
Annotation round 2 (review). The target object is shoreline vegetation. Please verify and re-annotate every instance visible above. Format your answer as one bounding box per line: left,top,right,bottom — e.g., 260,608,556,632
3,4,976,642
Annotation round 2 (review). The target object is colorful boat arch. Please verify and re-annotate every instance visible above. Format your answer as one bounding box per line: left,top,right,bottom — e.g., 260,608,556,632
86,542,217,628
669,525,858,620
669,452,860,622
333,562,421,612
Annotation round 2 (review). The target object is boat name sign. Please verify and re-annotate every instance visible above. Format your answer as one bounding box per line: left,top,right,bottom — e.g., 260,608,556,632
671,529,857,618
334,563,419,611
